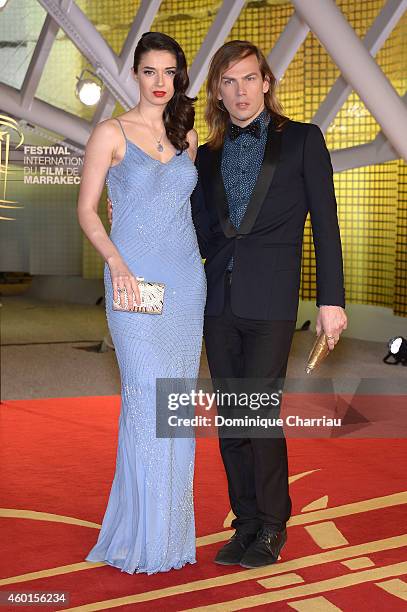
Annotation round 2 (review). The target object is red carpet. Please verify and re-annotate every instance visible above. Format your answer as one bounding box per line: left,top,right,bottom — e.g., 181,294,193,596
1,396,406,611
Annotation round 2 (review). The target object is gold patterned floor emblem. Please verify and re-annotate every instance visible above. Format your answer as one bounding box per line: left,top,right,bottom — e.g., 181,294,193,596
1,477,406,611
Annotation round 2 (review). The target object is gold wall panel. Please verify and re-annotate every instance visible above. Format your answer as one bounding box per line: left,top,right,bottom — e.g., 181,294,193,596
77,1,406,317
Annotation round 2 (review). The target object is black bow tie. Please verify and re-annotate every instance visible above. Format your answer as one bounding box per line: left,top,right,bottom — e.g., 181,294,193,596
229,120,261,140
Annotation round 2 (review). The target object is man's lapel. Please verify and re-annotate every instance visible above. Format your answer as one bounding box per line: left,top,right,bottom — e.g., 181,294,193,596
238,122,281,235
208,146,237,238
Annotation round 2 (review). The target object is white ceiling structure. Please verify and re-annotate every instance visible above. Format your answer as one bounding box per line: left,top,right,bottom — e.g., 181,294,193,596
0,0,406,170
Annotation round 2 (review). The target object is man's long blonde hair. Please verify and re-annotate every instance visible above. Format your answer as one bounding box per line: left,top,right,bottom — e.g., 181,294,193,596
205,40,289,150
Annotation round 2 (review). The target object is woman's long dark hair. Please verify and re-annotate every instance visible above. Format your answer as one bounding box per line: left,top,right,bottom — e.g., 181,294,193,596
133,32,195,153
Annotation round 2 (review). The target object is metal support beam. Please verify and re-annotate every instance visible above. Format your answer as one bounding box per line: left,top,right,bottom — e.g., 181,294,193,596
187,0,246,98
21,14,59,109
0,82,91,146
292,0,407,160
331,137,399,172
333,92,407,170
357,0,407,58
119,0,163,79
37,0,137,109
267,12,309,82
313,0,407,132
92,0,162,126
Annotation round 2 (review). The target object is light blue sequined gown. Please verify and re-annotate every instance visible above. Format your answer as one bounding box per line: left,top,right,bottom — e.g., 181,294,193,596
85,125,206,575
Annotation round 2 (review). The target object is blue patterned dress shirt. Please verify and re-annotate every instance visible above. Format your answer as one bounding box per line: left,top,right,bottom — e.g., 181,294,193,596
221,109,271,271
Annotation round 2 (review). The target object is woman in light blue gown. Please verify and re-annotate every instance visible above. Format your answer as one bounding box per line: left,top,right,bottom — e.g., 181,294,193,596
77,32,206,574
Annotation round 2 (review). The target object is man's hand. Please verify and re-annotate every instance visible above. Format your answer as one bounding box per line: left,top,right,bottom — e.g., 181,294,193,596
107,197,113,225
316,306,347,351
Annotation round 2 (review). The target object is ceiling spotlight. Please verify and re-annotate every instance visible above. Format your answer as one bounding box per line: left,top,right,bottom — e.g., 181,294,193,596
75,69,102,106
0,0,10,9
383,336,407,365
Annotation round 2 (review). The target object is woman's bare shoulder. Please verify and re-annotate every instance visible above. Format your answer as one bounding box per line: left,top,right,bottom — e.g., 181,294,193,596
85,119,126,163
91,118,122,142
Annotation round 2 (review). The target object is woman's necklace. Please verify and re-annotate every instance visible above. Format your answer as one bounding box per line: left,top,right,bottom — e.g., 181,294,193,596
138,108,165,152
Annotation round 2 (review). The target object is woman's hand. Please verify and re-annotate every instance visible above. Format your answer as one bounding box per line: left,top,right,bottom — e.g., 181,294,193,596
108,256,141,309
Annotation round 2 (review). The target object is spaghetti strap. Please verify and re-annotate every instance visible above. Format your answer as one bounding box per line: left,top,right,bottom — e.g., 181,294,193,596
115,118,127,143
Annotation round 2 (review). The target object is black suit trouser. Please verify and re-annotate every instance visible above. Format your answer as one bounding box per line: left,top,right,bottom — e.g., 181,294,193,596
203,272,296,535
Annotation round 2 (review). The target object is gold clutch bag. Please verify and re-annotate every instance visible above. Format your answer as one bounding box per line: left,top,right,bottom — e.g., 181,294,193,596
112,277,165,314
305,332,331,374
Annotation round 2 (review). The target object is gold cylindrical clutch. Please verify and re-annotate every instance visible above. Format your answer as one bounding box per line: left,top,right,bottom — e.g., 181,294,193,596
305,332,330,375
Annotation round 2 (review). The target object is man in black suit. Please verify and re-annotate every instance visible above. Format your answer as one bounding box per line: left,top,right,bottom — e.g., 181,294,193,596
191,40,347,569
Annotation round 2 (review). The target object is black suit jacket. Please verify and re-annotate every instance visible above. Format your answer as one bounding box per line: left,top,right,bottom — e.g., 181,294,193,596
191,119,345,321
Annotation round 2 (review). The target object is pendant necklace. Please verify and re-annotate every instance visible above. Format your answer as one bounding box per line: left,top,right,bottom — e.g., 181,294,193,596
138,108,165,152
